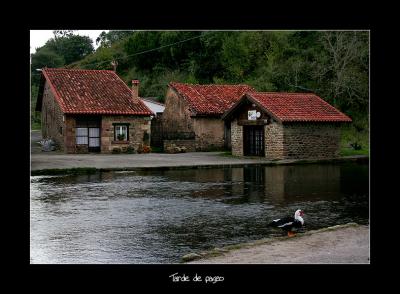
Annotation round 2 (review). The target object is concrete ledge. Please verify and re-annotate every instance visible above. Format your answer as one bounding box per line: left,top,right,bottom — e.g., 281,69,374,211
31,155,368,176
181,223,361,263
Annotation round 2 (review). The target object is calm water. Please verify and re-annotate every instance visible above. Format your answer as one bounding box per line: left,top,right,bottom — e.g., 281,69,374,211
30,163,369,264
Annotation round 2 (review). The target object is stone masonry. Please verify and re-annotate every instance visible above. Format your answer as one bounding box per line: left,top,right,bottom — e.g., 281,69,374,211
231,119,243,156
163,139,196,153
101,115,151,153
41,81,65,151
63,115,151,153
282,123,341,159
230,118,341,160
162,87,226,152
265,122,284,160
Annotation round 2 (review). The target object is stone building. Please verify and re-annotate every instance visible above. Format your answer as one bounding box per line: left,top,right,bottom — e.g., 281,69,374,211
35,68,153,153
222,92,352,160
161,82,255,151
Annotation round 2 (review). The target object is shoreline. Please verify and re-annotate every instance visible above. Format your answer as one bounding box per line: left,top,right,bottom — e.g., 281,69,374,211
30,153,368,175
183,223,370,264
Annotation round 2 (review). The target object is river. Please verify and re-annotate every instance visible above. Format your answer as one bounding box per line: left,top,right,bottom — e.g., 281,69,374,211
30,162,369,263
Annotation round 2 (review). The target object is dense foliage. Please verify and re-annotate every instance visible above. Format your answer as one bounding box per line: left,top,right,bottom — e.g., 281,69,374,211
31,30,369,151
69,31,368,114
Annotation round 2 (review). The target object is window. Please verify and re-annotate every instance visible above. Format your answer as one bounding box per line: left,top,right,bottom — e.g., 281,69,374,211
114,124,129,141
74,117,101,152
76,127,88,144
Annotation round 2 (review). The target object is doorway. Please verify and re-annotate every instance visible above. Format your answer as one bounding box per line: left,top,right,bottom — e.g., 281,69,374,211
243,125,264,156
75,117,101,152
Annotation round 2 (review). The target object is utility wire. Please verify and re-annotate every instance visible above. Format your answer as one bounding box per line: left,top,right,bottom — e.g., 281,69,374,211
90,33,206,67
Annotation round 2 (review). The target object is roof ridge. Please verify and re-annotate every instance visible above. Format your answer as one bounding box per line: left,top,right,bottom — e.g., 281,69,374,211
43,68,115,73
252,91,317,95
170,81,253,87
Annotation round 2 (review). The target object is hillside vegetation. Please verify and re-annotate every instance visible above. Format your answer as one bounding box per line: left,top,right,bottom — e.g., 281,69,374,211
31,30,369,153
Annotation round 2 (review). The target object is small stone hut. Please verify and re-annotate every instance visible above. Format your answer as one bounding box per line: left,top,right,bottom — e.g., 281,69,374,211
35,68,153,153
222,92,352,159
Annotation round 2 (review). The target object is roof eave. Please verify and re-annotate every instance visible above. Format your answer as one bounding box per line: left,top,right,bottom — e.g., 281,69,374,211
222,93,283,123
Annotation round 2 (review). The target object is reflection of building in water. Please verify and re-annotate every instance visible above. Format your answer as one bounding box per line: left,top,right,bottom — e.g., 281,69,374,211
265,164,341,205
160,168,227,183
264,166,286,203
227,164,341,205
138,165,341,204
244,166,266,202
231,167,244,197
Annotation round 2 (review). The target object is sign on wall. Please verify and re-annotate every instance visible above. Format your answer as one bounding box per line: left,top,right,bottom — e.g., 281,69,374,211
248,110,257,120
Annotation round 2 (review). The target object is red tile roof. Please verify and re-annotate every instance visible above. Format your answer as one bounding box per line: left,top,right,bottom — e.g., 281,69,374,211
169,82,255,116
245,92,352,122
41,68,153,115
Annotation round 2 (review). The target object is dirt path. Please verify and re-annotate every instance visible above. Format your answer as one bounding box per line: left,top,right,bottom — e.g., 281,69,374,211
186,224,369,264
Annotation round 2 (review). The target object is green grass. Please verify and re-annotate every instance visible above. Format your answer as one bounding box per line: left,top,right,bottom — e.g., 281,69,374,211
218,151,236,157
340,115,369,157
340,148,369,156
31,122,41,130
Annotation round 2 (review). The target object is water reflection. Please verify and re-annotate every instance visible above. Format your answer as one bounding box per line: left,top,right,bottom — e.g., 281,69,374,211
30,163,369,263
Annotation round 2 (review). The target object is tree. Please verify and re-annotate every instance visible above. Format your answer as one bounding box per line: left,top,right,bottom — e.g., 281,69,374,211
31,47,65,85
314,31,369,112
96,31,133,48
53,30,75,38
45,34,94,65
70,30,368,116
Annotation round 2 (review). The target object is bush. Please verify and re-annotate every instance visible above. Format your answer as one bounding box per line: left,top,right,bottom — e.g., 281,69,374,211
137,144,151,153
142,145,152,153
126,145,136,154
112,147,121,154
350,142,362,150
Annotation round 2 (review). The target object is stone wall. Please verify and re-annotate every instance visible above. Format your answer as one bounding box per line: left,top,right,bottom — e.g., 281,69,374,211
265,121,284,160
231,119,243,156
230,118,341,160
162,87,226,151
282,123,341,159
163,139,196,153
193,117,225,151
101,115,151,153
41,81,65,151
64,115,76,153
64,115,151,153
162,88,194,135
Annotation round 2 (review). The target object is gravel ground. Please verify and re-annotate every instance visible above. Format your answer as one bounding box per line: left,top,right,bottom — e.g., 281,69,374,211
187,225,370,264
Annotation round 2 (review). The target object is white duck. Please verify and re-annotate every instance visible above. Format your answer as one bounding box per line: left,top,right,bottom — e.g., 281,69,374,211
268,209,305,237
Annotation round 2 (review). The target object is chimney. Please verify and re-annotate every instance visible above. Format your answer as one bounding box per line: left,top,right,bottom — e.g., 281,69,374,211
132,79,140,99
111,60,118,72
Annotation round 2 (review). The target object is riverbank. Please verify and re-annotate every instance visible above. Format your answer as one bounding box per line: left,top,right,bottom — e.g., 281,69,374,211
31,153,368,175
183,223,369,264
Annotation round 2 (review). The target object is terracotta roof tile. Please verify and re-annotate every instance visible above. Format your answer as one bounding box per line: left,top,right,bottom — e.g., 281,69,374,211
170,82,255,115
247,92,352,122
42,68,153,115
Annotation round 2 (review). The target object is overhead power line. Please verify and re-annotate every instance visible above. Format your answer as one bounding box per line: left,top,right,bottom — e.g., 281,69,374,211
67,33,208,69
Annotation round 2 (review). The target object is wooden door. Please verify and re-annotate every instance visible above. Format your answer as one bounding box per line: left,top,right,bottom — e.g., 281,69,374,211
243,125,264,156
